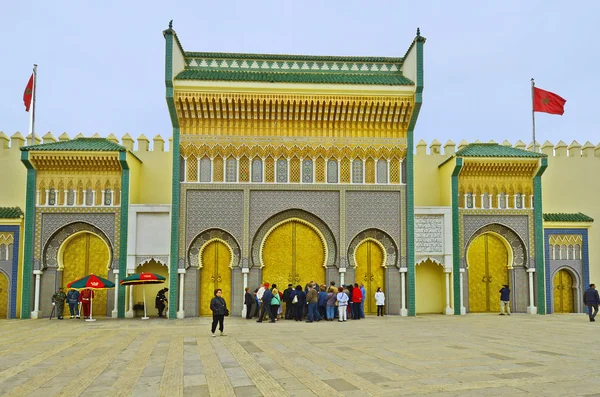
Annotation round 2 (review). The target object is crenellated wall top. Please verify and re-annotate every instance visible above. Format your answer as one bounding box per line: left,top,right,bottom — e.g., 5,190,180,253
415,139,600,158
0,132,173,153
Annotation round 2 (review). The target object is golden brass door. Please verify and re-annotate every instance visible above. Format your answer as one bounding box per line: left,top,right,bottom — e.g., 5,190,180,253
199,241,231,316
262,221,325,290
553,269,574,313
0,272,8,319
467,234,508,312
62,233,110,315
354,240,384,314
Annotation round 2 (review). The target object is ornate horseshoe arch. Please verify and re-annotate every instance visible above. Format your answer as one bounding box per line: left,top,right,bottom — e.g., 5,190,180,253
252,209,337,269
465,223,527,268
347,229,398,269
43,222,114,270
188,229,241,269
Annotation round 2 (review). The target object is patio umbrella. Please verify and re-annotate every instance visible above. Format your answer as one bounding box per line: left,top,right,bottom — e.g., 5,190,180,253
67,274,115,322
120,273,166,320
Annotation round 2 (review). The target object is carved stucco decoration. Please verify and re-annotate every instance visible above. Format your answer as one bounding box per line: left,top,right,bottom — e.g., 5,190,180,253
252,209,337,269
188,229,241,270
464,223,527,269
43,222,114,270
347,229,398,269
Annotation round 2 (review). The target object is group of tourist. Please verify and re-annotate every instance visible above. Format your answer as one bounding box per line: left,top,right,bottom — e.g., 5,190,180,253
51,287,94,320
244,281,386,323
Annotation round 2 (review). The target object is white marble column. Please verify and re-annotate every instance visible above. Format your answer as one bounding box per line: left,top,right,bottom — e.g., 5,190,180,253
101,190,106,206
31,270,43,319
83,190,87,206
125,271,135,318
36,190,40,206
177,269,186,319
112,270,119,318
459,268,466,315
241,268,249,317
400,267,408,316
339,267,346,287
527,268,537,314
444,270,453,315
45,190,49,206
63,190,68,206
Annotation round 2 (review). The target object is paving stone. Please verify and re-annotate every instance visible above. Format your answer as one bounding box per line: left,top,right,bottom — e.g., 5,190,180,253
322,378,359,391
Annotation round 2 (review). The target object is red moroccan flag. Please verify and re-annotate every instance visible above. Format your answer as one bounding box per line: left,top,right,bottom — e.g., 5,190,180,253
533,87,566,115
23,74,34,112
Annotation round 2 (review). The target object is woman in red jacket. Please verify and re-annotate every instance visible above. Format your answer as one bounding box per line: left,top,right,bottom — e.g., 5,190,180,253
79,288,94,319
351,283,362,320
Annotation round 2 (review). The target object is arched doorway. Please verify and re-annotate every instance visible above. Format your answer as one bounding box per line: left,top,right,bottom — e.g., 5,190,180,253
354,240,385,315
135,259,169,317
0,272,8,319
553,269,575,313
62,232,110,315
467,233,508,313
416,259,445,314
262,220,325,292
199,240,232,316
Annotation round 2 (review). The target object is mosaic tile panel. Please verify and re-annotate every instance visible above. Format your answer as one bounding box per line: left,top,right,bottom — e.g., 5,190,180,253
185,190,244,257
0,226,19,318
184,268,199,316
187,229,241,270
345,191,401,259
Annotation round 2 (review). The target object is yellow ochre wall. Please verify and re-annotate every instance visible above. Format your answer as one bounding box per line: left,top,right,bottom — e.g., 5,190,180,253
0,133,27,208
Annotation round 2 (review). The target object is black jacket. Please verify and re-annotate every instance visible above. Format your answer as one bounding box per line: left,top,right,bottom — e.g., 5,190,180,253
244,291,253,305
283,287,293,303
584,288,600,305
210,296,228,315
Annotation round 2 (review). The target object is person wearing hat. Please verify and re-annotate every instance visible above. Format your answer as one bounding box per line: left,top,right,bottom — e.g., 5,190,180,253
499,284,511,315
155,288,169,317
283,284,294,319
52,287,67,320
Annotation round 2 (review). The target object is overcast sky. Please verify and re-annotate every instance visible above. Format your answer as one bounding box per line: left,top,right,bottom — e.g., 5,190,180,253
3,1,598,149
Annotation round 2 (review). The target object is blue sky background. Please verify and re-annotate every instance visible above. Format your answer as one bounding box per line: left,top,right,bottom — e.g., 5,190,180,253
2,1,598,149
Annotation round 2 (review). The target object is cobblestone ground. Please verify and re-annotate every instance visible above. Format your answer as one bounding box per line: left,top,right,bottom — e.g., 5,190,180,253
0,313,599,396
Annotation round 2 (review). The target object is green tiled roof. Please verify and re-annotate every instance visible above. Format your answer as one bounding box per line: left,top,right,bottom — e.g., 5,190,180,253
0,207,24,219
184,52,404,63
175,69,414,86
21,138,126,152
455,143,546,158
543,213,594,222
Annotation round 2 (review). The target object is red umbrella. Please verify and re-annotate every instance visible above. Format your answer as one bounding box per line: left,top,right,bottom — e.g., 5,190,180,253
67,274,115,322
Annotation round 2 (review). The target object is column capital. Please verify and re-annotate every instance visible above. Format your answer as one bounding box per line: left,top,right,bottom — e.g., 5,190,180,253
399,267,408,273
112,269,119,275
526,268,536,273
178,268,187,274
241,268,249,274
33,270,43,275
338,267,346,273
459,268,466,273
443,268,452,274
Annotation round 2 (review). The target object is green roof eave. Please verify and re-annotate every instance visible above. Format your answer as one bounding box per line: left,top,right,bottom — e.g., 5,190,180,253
0,207,24,219
183,51,404,64
543,213,594,223
455,143,546,158
174,69,414,86
21,138,127,152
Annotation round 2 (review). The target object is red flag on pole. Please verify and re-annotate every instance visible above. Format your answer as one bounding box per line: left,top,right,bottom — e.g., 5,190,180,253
533,87,566,115
23,74,34,112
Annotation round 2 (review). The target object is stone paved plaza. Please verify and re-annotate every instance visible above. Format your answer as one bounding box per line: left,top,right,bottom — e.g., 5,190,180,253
0,313,599,397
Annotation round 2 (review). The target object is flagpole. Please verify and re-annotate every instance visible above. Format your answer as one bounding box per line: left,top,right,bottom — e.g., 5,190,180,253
531,78,536,153
29,64,38,146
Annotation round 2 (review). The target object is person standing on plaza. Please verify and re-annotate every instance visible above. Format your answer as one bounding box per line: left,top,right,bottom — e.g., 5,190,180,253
283,284,294,319
257,283,275,323
79,288,94,319
66,288,80,319
155,288,169,317
499,284,511,315
336,287,349,322
270,284,281,321
318,285,328,319
210,288,228,337
375,287,385,316
326,287,337,320
351,283,363,320
256,283,268,319
306,283,321,323
584,283,600,322
51,287,67,320
244,287,253,319
359,283,366,318
293,285,306,321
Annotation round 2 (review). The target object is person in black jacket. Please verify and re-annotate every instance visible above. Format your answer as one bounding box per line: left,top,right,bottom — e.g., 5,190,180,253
210,288,228,336
583,283,600,322
155,288,168,317
244,287,253,319
283,284,294,319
